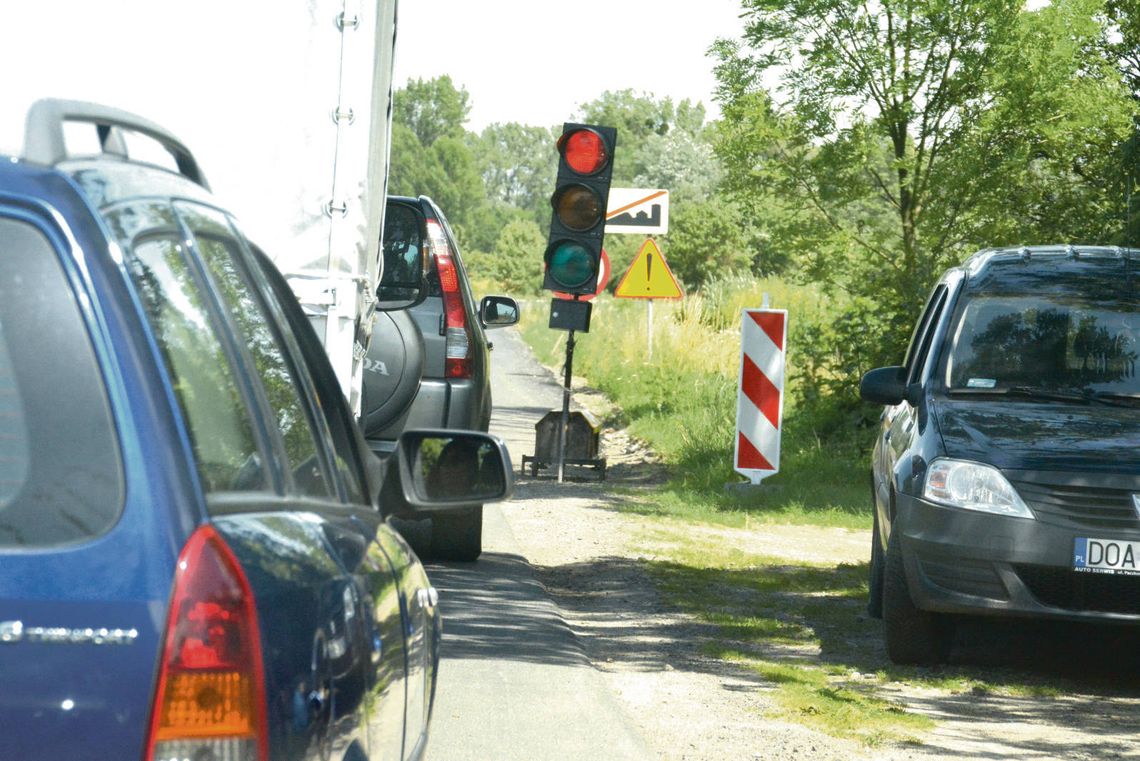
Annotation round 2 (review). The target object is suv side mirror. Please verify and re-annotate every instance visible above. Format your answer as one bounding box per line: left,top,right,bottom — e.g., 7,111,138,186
376,201,428,311
480,296,520,328
384,430,513,512
860,366,908,405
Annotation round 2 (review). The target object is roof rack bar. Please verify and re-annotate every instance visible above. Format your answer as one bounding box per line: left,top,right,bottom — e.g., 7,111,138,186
22,99,209,190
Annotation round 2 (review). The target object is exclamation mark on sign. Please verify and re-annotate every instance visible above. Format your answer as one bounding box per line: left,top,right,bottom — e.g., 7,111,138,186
646,252,653,292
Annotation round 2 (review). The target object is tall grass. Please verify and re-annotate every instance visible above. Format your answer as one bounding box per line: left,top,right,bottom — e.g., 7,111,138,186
519,275,874,527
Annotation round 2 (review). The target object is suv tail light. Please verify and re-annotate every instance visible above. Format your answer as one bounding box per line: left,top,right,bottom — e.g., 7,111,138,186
427,218,473,379
146,525,268,761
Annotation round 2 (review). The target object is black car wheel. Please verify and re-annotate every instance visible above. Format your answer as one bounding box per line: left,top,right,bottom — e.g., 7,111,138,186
867,508,885,619
883,529,953,665
430,506,483,562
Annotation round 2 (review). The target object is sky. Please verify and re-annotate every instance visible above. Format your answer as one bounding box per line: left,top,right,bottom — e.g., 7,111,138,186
0,1,747,251
392,0,747,131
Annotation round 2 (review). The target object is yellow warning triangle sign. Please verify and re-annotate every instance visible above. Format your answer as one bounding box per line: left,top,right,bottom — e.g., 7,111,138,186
614,238,683,299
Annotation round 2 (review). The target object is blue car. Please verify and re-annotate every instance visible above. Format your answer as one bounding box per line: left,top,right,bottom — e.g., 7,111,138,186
0,100,511,760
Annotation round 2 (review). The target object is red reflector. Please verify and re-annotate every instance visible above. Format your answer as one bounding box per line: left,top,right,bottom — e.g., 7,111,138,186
562,129,608,175
428,219,474,380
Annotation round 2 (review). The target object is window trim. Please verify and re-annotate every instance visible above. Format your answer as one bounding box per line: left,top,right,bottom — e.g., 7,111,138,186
174,202,354,505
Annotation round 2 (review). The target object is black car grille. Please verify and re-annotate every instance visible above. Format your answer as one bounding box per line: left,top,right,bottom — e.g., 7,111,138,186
1015,564,1140,615
1008,476,1140,531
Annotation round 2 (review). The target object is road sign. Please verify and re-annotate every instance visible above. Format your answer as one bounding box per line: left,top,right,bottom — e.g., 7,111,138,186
734,309,787,485
614,238,682,299
605,188,669,235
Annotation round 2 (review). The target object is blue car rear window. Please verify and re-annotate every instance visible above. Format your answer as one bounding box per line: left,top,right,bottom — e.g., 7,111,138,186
0,217,123,547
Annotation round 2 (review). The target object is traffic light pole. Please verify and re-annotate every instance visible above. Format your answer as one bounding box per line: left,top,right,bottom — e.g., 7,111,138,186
555,328,576,483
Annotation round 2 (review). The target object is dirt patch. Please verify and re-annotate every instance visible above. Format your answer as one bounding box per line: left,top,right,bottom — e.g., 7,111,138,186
496,344,1140,761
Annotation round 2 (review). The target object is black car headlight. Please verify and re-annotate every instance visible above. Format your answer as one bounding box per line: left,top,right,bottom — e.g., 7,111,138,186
923,458,1034,519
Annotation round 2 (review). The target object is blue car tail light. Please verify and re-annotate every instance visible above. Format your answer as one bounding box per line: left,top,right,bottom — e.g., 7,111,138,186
146,525,268,761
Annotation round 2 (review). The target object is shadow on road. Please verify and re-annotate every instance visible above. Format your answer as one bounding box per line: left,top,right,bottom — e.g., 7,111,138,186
428,552,591,668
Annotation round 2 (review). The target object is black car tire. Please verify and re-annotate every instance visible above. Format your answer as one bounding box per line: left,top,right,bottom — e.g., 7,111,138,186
883,529,953,665
430,506,483,562
867,508,885,619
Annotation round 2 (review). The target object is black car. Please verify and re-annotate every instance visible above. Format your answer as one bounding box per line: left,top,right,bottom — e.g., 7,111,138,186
0,98,512,760
362,195,519,561
861,245,1140,664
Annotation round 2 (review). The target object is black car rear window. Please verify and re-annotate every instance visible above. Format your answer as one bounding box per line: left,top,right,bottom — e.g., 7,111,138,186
0,217,123,547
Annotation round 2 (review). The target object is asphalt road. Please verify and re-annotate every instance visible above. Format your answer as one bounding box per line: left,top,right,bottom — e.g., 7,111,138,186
425,328,652,761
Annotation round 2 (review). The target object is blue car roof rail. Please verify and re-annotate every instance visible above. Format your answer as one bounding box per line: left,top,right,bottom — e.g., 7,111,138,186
22,98,210,191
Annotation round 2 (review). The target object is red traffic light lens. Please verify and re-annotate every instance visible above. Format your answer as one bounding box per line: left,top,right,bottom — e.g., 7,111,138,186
546,240,595,289
552,184,603,231
561,129,608,175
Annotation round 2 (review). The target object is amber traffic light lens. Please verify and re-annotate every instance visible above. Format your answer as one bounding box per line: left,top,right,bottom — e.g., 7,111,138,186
552,184,603,231
561,129,608,175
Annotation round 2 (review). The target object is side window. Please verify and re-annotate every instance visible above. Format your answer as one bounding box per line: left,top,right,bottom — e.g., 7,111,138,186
248,244,368,505
175,203,336,501
107,202,266,494
0,216,123,548
905,285,949,386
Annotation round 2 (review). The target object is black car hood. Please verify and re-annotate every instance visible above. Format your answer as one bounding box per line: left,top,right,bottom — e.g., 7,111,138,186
934,398,1140,473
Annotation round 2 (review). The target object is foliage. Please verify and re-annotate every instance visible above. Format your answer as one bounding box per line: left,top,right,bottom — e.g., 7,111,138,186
519,281,874,524
661,199,753,288
392,75,471,145
463,218,546,296
467,122,558,231
711,0,1139,413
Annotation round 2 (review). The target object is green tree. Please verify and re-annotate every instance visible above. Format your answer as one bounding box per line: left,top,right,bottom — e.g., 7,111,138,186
393,75,471,145
464,218,545,295
662,200,752,288
389,77,490,251
468,122,558,230
713,0,1137,365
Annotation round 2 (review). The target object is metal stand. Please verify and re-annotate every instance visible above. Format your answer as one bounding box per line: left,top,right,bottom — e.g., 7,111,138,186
556,330,575,483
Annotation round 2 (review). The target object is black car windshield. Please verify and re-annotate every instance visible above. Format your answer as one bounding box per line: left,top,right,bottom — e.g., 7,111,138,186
945,294,1139,397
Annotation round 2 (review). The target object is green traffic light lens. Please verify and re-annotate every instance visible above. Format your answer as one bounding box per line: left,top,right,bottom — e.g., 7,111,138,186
546,240,594,289
552,184,603,231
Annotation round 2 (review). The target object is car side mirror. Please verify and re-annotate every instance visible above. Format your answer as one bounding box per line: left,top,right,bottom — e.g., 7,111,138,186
860,366,908,405
385,430,514,512
480,296,520,328
376,201,428,311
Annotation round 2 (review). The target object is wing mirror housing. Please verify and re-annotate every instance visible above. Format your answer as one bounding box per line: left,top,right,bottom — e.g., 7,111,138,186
383,430,513,513
860,366,922,406
480,296,520,328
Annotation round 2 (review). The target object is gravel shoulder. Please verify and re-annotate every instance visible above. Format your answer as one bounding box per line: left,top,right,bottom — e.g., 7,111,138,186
490,328,1140,761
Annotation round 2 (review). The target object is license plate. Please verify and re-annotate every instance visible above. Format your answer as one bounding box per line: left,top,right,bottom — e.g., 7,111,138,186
1074,538,1140,576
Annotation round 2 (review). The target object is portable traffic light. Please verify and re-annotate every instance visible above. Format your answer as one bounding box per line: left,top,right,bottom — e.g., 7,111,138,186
542,123,617,296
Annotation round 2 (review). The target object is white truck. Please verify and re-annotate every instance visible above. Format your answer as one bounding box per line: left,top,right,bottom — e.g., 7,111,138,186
251,0,402,415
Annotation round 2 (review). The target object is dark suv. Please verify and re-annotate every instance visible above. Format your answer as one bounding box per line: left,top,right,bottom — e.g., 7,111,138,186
861,246,1140,664
0,99,510,760
362,195,519,560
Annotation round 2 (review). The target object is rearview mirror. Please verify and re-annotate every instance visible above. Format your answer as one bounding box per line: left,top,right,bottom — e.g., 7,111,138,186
390,430,513,510
376,201,427,311
859,366,908,406
480,296,520,328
